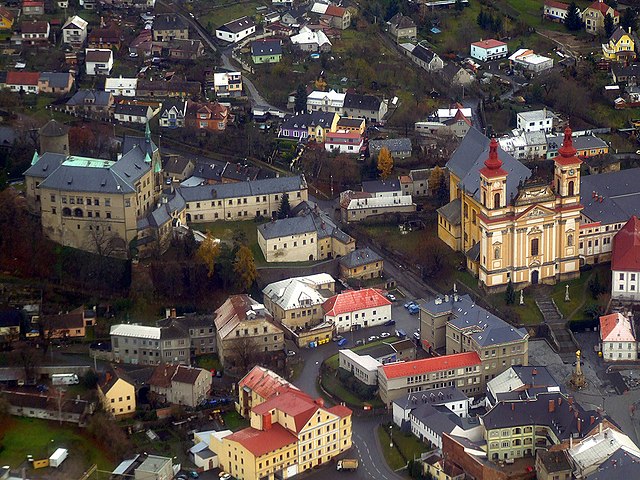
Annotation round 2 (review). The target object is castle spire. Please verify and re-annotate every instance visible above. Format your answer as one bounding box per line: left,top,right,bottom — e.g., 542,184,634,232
145,120,151,144
484,138,502,171
558,126,576,158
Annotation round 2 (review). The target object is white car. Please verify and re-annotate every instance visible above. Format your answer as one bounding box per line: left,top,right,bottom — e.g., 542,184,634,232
380,332,391,338
219,473,231,480
386,294,396,301
368,335,379,342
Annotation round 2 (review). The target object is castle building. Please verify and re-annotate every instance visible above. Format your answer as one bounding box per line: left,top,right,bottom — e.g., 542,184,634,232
438,127,582,292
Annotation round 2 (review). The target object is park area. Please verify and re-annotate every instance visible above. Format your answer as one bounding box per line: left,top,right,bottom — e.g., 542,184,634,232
378,424,431,471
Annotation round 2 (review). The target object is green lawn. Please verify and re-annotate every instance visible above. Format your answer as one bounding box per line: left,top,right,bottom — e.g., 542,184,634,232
551,264,611,320
222,410,250,430
195,354,222,372
196,0,264,32
388,424,431,464
190,219,268,266
0,417,114,470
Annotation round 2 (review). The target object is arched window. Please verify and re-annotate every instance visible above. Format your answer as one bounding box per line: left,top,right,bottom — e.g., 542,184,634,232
494,192,501,208
62,207,71,216
556,179,560,194
531,238,539,256
494,246,501,260
567,234,574,247
568,180,575,196
482,191,486,206
73,208,83,217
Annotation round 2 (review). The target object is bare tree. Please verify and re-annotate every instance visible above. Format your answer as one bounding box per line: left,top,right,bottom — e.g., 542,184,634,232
84,222,127,259
8,344,42,384
228,337,261,375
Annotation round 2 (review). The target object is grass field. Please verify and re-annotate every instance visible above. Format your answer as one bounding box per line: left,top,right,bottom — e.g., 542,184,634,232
195,353,222,372
191,219,268,265
222,410,250,430
196,0,264,32
0,417,114,470
378,424,430,470
551,264,611,320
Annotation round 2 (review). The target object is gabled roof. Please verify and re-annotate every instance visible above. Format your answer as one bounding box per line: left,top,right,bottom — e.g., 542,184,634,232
324,5,347,17
85,49,113,63
239,365,301,400
213,295,275,340
412,42,440,64
587,0,618,16
339,247,382,269
179,175,305,202
582,444,640,479
544,0,569,10
381,351,481,379
322,288,391,316
172,365,207,384
251,39,282,56
6,71,40,86
344,92,383,111
39,72,72,89
115,103,151,116
154,14,186,31
600,312,635,342
0,6,15,22
251,390,322,433
225,423,298,457
262,273,334,311
62,15,88,30
42,306,84,331
471,39,506,49
580,168,640,224
67,89,109,106
612,216,640,272
21,20,48,33
609,26,638,45
217,15,255,34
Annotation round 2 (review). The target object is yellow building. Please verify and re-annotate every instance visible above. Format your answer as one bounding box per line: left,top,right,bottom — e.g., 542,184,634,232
218,389,352,480
236,365,300,417
0,7,14,30
98,368,136,417
583,0,619,35
602,26,637,61
338,247,383,280
437,127,582,292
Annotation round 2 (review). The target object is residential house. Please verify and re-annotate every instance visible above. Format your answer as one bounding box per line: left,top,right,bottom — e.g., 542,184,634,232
387,13,416,41
110,322,191,365
612,63,640,86
415,109,472,138
600,312,637,360
602,26,637,62
0,7,15,30
470,39,508,62
322,5,351,30
105,76,138,97
85,48,114,75
22,1,44,15
322,288,392,333
422,453,466,480
262,273,335,328
213,71,242,97
486,365,564,408
153,39,205,60
535,450,572,480
216,388,352,480
339,247,383,280
611,216,640,302
88,24,122,50
4,390,92,424
509,48,554,72
409,41,444,71
336,117,365,134
157,312,217,356
369,138,412,158
343,92,388,123
339,189,415,222
6,71,40,94
62,15,88,47
546,132,608,159
290,26,332,52
236,365,300,417
419,294,529,382
251,39,282,64
378,352,483,405
324,130,363,153
64,89,114,116
392,386,470,428
409,402,483,449
579,168,640,264
215,16,256,43
178,174,307,223
97,368,136,417
543,1,574,23
441,63,475,88
278,111,338,142
0,307,21,345
153,14,188,41
281,6,307,26
114,103,155,124
583,0,619,35
41,307,86,339
136,76,201,98
159,99,187,129
19,20,49,46
498,130,548,160
213,295,285,368
517,109,556,133
306,89,345,114
149,364,211,406
38,72,74,94
186,101,229,132
399,169,431,197
129,29,153,58
257,200,355,262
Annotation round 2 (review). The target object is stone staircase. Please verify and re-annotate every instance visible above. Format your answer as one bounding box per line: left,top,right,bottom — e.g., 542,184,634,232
534,293,579,363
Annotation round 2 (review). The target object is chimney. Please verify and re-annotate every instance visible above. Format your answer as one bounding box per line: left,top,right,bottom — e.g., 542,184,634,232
165,308,171,319
568,396,574,405
170,308,177,318
549,399,555,413
590,415,595,425
570,436,573,449
558,397,562,406
599,422,603,434
511,403,515,411
105,371,112,385
315,398,325,407
263,412,272,430
577,418,582,434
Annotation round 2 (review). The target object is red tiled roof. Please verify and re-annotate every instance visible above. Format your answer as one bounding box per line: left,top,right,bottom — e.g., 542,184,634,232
324,5,346,17
22,1,44,6
588,1,619,16
6,71,40,86
21,20,48,33
471,39,506,49
327,404,352,418
544,0,569,10
612,216,640,272
381,351,481,379
326,131,362,141
555,127,583,167
239,366,301,400
0,6,15,21
225,423,298,457
149,363,178,388
453,109,472,126
252,390,318,433
600,312,635,342
322,288,391,316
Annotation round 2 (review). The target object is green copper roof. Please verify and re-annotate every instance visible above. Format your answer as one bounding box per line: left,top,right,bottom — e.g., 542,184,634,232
62,156,115,169
31,151,39,166
154,159,162,173
144,153,151,164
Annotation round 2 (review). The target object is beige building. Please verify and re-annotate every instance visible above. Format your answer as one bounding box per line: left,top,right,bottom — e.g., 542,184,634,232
583,0,619,35
258,201,355,262
338,247,383,280
109,323,191,366
214,295,285,368
98,368,136,417
236,365,301,417
153,14,188,41
438,127,582,293
148,364,211,407
378,352,483,405
179,175,308,223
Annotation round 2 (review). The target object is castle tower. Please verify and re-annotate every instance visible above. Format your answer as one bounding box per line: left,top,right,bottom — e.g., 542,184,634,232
38,119,69,155
479,138,508,211
554,126,582,200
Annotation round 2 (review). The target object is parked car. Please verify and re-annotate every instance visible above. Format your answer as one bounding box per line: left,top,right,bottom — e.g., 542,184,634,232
188,472,199,479
333,335,344,342
386,293,396,301
408,304,420,315
337,337,348,347
219,473,231,480
380,332,391,338
413,331,420,340
356,339,365,346
404,301,416,309
384,319,396,326
367,335,379,342
286,350,296,356
395,329,407,339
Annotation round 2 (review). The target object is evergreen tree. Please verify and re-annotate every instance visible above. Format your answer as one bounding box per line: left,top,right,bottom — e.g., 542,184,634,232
477,10,486,28
505,281,516,305
455,0,464,12
621,8,637,32
564,2,583,31
604,13,615,37
277,193,291,219
294,84,307,114
492,15,503,34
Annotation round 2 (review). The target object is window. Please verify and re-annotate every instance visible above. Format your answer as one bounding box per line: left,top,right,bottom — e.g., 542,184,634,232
531,238,539,256
494,192,501,208
568,180,574,196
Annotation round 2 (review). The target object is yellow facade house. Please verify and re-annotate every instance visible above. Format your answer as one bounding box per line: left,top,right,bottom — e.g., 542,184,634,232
0,7,14,30
338,247,383,280
437,127,582,292
98,368,136,417
602,26,637,62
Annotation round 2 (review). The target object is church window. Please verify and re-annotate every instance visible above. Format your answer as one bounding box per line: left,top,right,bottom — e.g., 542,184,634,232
567,234,574,247
531,238,539,256
568,181,575,196
494,193,501,208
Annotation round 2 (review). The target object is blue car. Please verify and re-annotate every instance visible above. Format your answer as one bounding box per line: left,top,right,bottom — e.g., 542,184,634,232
337,338,348,347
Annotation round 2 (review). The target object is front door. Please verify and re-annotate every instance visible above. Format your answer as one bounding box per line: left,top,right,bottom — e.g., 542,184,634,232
531,270,539,285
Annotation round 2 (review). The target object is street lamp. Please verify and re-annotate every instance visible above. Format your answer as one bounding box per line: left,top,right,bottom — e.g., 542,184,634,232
389,425,393,448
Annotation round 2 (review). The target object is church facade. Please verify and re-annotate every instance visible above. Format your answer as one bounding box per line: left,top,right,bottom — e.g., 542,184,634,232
438,127,583,292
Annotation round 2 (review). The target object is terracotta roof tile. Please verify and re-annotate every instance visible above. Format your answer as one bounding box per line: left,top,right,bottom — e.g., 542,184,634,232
381,351,481,379
612,216,640,271
225,423,297,457
322,288,391,316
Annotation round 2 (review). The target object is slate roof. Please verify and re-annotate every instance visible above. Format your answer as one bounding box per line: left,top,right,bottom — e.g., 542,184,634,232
337,117,364,128
412,42,439,64
122,133,158,158
362,179,401,193
393,386,468,410
584,446,640,479
163,154,191,174
280,111,336,131
24,152,66,179
410,403,478,438
487,365,564,404
580,167,640,224
154,14,186,31
547,133,607,152
42,307,84,331
612,216,640,271
179,174,305,202
218,16,255,34
39,72,72,89
115,104,150,116
447,127,531,202
344,92,383,111
389,13,415,30
66,89,112,107
421,294,528,347
0,307,22,328
251,39,282,56
537,450,572,474
339,247,382,269
369,138,412,154
437,198,461,225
